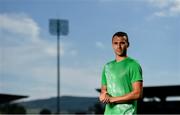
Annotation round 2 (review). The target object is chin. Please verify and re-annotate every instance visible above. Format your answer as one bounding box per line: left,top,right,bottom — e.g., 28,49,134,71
116,52,123,56
116,52,126,57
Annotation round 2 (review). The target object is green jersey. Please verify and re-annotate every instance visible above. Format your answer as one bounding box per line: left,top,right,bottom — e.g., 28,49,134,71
101,57,143,114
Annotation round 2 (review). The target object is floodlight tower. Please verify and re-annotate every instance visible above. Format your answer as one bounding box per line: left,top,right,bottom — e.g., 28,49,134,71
49,19,69,114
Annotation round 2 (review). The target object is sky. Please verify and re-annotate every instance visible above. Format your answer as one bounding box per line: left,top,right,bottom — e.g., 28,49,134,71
0,0,180,101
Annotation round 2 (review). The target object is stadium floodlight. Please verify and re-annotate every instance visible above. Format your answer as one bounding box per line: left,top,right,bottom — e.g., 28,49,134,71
49,19,69,36
49,19,69,114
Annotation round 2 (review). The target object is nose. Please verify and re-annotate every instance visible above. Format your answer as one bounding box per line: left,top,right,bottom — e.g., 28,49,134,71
117,43,121,48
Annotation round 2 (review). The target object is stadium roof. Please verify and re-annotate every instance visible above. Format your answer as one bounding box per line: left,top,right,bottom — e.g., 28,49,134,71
0,93,28,104
143,85,180,98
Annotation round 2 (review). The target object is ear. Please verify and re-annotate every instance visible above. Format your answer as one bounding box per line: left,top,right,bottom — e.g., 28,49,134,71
127,42,130,47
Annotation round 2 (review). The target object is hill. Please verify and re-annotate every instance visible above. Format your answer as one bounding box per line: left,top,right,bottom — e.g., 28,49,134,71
18,96,103,114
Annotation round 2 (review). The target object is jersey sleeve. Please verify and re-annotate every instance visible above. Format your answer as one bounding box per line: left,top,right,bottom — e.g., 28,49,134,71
130,62,143,83
101,66,107,86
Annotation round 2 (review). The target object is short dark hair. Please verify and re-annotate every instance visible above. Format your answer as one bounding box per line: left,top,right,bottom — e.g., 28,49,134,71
112,31,129,46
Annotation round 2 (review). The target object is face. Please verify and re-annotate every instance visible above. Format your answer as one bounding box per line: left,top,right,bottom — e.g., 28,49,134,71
112,36,129,57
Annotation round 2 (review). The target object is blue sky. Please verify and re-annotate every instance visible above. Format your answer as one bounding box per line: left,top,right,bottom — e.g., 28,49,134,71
0,0,180,100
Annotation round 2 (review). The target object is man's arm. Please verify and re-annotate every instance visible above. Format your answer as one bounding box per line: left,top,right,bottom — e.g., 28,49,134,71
109,81,143,103
100,85,107,94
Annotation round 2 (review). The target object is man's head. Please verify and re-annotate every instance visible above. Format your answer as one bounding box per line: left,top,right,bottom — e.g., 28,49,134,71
112,32,129,57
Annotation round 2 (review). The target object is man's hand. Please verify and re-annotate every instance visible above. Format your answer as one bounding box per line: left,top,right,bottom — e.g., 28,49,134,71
99,92,110,103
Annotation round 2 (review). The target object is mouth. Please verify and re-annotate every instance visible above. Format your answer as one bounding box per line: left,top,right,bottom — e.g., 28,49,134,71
116,50,121,53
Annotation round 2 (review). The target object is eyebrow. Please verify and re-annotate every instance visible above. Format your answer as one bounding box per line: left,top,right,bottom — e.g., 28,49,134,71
113,41,126,43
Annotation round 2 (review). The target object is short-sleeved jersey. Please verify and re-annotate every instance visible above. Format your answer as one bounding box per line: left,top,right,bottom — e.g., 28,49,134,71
101,57,143,114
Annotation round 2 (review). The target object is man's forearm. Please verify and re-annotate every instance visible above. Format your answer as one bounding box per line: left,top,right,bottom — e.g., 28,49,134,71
101,85,107,93
110,90,142,103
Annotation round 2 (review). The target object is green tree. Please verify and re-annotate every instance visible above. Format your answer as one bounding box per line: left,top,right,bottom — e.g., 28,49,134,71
39,108,51,114
0,103,26,114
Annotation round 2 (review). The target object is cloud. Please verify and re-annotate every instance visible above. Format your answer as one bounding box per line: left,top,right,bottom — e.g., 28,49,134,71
0,13,77,57
148,0,172,8
148,0,180,17
69,49,78,56
169,0,180,15
44,43,64,57
95,41,105,49
61,66,101,97
142,64,180,87
0,13,40,42
153,11,166,17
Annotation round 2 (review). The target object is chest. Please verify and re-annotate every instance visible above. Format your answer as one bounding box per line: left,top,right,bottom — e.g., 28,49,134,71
105,64,130,81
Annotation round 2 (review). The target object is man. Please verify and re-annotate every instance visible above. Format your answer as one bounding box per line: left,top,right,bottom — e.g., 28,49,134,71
99,32,143,114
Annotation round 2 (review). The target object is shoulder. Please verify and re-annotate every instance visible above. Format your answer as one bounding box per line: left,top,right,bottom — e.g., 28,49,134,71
126,57,141,68
106,60,115,65
104,60,115,68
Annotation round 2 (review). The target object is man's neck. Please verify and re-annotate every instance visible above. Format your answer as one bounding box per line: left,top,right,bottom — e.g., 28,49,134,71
115,55,127,62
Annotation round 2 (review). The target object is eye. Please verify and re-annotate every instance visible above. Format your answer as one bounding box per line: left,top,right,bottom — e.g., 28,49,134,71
120,42,126,45
113,42,118,45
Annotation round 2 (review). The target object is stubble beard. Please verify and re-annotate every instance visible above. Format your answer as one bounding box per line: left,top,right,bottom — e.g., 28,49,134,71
115,50,127,57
